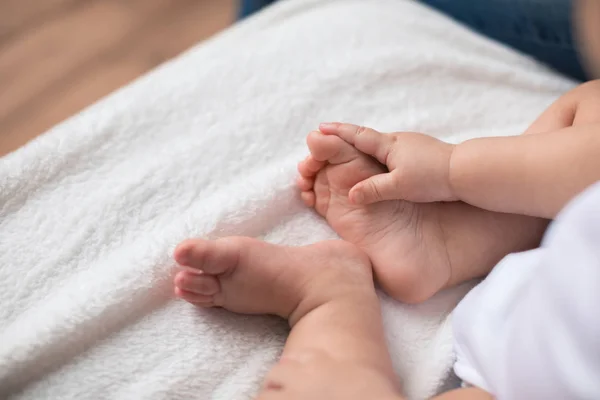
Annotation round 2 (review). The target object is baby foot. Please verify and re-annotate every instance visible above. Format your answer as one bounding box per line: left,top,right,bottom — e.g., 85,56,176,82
297,131,452,303
173,237,374,324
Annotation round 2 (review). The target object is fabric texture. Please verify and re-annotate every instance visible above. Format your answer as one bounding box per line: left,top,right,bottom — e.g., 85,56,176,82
240,0,587,81
0,0,574,399
453,181,600,399
420,0,587,81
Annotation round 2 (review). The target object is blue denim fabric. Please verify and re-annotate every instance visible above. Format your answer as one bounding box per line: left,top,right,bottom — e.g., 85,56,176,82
238,0,277,19
420,0,586,80
237,0,586,81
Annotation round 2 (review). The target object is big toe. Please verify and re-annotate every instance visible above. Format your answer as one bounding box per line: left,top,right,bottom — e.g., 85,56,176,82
307,130,359,165
174,271,219,295
174,238,239,275
174,271,220,306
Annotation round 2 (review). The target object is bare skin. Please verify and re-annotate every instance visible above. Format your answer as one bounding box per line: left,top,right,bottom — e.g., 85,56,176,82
173,238,400,399
172,238,491,400
304,80,600,304
318,81,600,219
297,132,545,304
450,80,600,218
297,131,453,303
171,81,600,400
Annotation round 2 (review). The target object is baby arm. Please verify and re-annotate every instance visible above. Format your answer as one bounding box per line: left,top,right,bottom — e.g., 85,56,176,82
319,81,600,219
450,123,600,218
452,80,600,218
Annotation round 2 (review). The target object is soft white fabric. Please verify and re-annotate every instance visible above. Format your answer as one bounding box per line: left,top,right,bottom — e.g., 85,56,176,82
453,182,600,399
0,0,575,398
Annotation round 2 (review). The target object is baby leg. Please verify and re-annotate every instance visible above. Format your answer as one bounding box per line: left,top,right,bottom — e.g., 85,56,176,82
173,238,401,399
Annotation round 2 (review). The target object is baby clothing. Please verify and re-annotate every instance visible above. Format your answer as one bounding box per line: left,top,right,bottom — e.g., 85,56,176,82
453,182,600,399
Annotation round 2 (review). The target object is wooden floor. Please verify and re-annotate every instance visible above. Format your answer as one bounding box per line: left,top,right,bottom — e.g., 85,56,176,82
0,0,235,157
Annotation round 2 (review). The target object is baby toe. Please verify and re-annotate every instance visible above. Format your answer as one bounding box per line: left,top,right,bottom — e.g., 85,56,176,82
307,130,358,165
296,176,314,191
298,155,325,178
173,239,200,266
174,286,215,307
174,271,220,295
300,191,316,207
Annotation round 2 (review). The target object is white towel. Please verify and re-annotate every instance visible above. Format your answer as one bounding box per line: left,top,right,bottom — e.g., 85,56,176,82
0,0,573,398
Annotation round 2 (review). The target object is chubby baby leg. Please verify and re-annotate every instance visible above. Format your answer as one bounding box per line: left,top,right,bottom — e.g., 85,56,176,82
173,238,401,399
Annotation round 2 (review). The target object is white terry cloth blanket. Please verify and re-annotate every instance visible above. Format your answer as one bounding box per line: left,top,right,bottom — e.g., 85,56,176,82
0,0,574,398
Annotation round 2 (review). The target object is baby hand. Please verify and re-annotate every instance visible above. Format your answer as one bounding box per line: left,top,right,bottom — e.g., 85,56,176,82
319,122,456,204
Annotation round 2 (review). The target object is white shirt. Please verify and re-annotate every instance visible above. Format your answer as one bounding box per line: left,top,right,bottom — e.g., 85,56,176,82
453,182,600,399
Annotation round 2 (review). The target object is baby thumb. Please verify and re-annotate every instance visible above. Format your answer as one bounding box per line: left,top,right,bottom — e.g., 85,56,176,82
349,174,398,205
